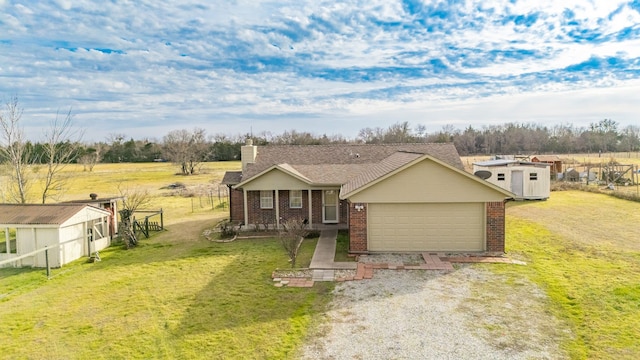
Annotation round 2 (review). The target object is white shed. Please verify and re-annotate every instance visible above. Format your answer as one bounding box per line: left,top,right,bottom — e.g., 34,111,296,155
473,160,551,200
0,204,111,268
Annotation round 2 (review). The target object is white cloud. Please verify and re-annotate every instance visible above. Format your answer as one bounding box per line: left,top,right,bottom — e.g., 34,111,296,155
1,0,639,141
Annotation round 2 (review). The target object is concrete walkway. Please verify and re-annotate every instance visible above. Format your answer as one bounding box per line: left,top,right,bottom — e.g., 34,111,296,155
309,229,358,279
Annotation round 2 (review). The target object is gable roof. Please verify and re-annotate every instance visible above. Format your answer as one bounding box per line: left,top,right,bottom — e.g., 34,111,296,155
341,153,514,199
236,143,463,187
340,151,423,195
0,204,109,226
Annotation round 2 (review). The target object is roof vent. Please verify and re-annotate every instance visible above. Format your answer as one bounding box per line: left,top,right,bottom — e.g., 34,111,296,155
89,193,98,200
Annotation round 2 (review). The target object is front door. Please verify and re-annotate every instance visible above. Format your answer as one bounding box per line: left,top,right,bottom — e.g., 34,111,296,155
322,190,339,223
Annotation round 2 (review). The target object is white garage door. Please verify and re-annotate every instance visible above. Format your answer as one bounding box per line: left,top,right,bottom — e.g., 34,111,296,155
368,203,484,252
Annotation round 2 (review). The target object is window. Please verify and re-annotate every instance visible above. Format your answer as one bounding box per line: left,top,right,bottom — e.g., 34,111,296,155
260,190,273,209
530,173,538,181
0,227,17,254
497,173,505,181
289,190,302,208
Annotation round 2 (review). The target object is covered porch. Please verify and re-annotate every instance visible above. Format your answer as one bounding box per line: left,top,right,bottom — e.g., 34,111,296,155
240,188,349,230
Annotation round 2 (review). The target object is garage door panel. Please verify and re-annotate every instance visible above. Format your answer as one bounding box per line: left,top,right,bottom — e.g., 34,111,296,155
368,203,484,252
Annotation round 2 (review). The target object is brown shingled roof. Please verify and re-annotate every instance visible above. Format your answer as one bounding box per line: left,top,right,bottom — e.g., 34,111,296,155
243,143,463,181
341,152,424,195
0,204,107,225
221,171,243,185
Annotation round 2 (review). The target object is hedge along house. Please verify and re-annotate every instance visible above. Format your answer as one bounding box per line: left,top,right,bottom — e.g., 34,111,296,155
223,141,513,254
0,204,111,268
472,160,551,200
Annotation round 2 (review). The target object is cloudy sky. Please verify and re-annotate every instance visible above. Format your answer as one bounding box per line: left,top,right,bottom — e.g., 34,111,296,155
1,0,639,141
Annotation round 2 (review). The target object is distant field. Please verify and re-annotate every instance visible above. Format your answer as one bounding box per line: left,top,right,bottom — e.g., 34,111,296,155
28,161,242,225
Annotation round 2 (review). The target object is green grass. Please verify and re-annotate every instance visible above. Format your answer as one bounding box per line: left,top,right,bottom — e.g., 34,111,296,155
494,191,640,359
334,230,355,262
0,220,331,359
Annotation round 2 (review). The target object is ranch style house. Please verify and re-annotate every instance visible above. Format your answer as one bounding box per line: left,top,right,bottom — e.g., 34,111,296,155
222,141,514,254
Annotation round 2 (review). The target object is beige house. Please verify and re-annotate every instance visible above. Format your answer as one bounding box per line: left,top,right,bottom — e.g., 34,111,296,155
223,141,513,254
0,204,111,268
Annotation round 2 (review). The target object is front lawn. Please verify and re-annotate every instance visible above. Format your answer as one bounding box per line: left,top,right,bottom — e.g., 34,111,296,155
0,219,330,359
495,191,640,359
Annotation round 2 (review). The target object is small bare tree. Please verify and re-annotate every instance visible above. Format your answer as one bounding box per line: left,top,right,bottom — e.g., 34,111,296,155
117,185,152,248
278,218,309,268
79,145,102,172
40,109,83,203
0,96,32,203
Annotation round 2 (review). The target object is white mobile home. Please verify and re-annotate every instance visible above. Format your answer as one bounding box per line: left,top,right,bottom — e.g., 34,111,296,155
0,204,111,268
473,160,551,200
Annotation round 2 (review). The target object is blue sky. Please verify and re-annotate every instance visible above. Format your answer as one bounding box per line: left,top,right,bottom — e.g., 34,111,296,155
1,0,639,141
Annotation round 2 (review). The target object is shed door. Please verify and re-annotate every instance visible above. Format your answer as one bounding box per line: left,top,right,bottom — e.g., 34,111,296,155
511,171,523,197
368,203,484,252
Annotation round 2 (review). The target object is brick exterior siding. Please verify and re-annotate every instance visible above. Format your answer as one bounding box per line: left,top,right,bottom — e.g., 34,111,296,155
486,201,506,253
239,189,346,228
348,202,368,252
277,190,309,223
229,187,244,223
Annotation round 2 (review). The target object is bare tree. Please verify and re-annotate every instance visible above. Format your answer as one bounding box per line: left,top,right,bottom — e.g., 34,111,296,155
278,218,309,268
117,185,152,248
163,128,209,175
79,146,101,172
0,96,32,203
40,109,83,203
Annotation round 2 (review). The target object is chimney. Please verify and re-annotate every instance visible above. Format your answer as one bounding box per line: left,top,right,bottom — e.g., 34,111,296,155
241,138,257,173
89,193,98,200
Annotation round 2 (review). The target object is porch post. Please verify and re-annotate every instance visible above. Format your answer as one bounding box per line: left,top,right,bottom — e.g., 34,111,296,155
275,190,280,228
307,189,313,228
243,189,248,227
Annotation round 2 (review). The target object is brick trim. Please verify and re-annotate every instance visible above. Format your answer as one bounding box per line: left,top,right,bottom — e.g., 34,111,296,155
348,202,368,253
486,201,505,253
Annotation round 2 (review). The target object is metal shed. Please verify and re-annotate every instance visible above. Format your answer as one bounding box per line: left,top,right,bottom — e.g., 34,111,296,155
473,160,551,200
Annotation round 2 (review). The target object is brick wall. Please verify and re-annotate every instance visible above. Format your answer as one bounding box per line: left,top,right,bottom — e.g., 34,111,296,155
229,187,244,222
311,190,322,224
348,202,368,253
246,191,275,227
278,190,309,223
486,201,506,253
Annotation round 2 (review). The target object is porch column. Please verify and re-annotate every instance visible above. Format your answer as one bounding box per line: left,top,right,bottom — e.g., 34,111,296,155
275,190,280,228
243,189,248,226
308,189,313,228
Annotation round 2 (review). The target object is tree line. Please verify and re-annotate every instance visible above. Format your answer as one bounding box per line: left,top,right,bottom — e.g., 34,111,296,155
2,96,640,202
81,119,640,165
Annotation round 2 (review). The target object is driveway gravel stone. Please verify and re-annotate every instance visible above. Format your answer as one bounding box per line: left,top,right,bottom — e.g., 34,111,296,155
301,266,568,360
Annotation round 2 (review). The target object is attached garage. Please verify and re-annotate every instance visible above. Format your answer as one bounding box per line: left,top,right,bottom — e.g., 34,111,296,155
342,153,514,254
368,203,484,252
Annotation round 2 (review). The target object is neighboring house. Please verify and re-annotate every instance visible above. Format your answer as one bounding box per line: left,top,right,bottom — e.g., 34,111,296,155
0,204,111,268
63,193,122,237
473,160,551,200
222,141,513,254
531,155,562,178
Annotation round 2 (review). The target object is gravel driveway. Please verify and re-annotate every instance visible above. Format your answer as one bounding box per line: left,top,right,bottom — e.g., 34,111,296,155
301,263,569,360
